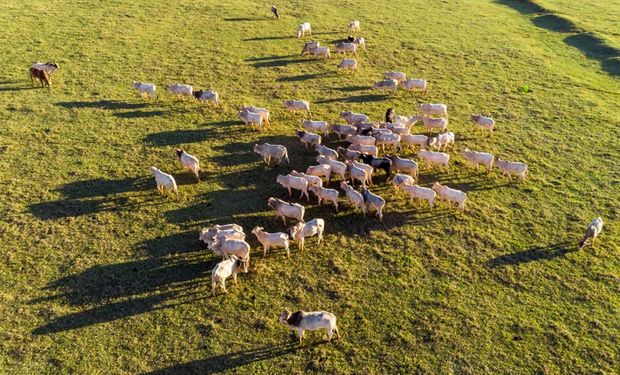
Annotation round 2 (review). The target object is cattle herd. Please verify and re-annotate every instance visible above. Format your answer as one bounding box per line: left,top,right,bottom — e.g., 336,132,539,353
28,6,605,345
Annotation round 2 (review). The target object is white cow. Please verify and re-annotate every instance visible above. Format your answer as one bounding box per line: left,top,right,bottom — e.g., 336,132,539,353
462,148,494,171
297,22,312,38
150,166,178,198
279,309,339,344
289,218,325,251
432,182,466,211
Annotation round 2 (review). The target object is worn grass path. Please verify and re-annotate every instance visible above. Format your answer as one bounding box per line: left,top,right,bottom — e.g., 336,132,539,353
0,0,619,373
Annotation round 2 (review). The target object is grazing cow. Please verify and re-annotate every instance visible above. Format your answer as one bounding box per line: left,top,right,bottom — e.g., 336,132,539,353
132,81,157,99
238,109,263,131
418,103,448,117
29,68,51,87
268,197,305,224
279,309,339,344
348,144,378,157
352,161,373,185
315,144,338,160
333,42,357,55
277,174,310,200
309,185,339,210
308,46,331,59
347,20,361,33
301,41,320,56
347,134,375,146
375,131,401,151
432,182,466,211
578,217,604,250
384,71,406,82
495,158,528,181
211,256,248,296
429,131,455,151
387,155,418,180
193,90,219,106
402,184,436,209
297,22,312,38
340,181,365,214
301,119,329,135
252,227,290,257
306,164,331,182
359,154,392,177
150,166,178,198
391,173,415,191
400,78,427,93
401,134,429,151
373,79,398,93
271,4,279,18
254,143,289,166
340,111,369,125
242,106,271,127
337,58,357,72
471,115,495,136
175,149,200,181
284,100,311,116
346,162,369,187
421,116,448,134
210,237,251,262
361,188,385,221
351,37,365,50
315,157,347,181
296,130,321,148
291,170,323,188
290,219,325,251
337,146,362,162
462,148,494,171
418,149,449,169
167,83,193,99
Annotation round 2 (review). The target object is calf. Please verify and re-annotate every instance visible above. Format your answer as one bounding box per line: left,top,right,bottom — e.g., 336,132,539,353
279,309,339,344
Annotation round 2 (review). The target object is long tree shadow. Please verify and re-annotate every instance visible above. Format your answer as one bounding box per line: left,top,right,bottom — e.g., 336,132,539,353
0,85,39,92
145,342,320,374
250,58,311,68
495,0,619,76
28,176,153,220
31,251,213,335
487,241,574,267
114,110,168,119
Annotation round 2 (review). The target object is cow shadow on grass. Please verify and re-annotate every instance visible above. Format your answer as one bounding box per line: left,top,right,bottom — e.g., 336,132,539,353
144,342,321,375
144,121,240,146
31,247,214,335
56,100,148,111
0,84,39,92
250,58,312,68
276,72,334,82
27,176,155,220
224,17,272,22
487,241,574,267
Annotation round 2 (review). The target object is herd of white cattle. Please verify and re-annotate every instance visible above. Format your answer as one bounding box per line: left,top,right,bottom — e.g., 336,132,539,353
32,11,605,345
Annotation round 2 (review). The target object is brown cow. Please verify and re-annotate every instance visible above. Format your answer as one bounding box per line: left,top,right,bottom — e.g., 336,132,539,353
29,67,51,87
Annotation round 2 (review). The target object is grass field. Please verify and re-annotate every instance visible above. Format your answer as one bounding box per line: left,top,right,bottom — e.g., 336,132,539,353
1,0,619,373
